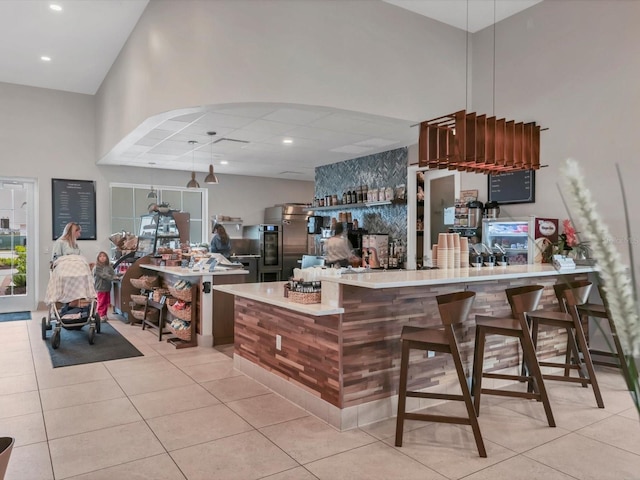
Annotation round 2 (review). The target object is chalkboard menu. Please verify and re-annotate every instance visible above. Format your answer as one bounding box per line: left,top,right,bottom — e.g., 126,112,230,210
52,179,97,240
487,170,535,204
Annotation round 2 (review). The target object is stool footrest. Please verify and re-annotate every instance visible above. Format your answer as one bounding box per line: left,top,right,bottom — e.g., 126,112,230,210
539,361,581,370
480,388,539,400
483,372,532,382
407,391,465,402
543,373,590,385
404,412,472,426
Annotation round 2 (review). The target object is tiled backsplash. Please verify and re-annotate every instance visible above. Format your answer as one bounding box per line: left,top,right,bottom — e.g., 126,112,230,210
314,147,408,243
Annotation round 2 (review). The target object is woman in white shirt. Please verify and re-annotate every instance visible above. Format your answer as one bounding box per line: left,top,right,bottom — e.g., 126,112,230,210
52,222,82,261
324,223,359,267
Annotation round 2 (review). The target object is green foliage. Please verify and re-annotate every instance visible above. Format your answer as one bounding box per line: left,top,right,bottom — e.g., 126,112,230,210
14,245,26,274
11,273,26,287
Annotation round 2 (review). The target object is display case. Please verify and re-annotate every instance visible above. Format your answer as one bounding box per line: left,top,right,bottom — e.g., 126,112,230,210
138,211,190,254
482,216,558,265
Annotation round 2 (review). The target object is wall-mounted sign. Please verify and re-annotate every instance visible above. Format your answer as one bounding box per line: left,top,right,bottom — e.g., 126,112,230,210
487,170,535,205
52,179,97,240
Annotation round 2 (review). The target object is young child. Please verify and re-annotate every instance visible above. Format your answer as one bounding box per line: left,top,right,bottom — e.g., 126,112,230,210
93,251,117,319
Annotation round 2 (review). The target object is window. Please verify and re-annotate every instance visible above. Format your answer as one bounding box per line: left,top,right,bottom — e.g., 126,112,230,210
110,184,207,251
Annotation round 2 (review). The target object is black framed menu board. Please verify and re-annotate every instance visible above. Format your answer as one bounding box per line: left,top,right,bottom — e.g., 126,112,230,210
52,179,97,240
487,169,535,205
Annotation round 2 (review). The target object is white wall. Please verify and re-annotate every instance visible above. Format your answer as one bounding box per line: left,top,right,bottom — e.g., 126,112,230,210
0,81,312,304
95,0,467,158
468,0,640,262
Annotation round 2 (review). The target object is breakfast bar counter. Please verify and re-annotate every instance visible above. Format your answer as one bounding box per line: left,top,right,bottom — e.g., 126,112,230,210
214,265,595,430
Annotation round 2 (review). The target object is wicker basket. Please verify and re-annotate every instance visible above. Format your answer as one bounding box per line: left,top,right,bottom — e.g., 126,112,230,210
129,306,146,321
288,291,321,304
152,288,170,302
168,285,192,302
167,302,192,321
169,325,191,341
130,276,159,290
130,294,148,306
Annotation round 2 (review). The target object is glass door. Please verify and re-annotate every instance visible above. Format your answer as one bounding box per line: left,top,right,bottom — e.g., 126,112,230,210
0,178,36,313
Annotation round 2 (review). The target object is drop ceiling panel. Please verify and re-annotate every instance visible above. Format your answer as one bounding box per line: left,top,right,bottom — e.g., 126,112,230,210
262,108,332,125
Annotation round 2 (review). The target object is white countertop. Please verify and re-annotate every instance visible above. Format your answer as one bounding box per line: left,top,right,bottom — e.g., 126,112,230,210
142,264,250,277
213,265,595,316
213,282,344,316
319,264,595,289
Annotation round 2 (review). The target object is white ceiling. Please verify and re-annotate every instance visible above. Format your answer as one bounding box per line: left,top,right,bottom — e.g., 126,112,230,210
0,0,542,182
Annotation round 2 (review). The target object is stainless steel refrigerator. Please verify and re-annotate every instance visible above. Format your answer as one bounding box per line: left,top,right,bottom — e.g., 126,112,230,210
264,204,309,280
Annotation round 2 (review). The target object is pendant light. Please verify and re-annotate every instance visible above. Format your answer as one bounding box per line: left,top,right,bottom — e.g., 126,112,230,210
147,186,157,199
204,131,219,184
186,140,200,188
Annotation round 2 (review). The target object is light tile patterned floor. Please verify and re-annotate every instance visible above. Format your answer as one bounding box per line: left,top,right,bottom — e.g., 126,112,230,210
1,312,639,479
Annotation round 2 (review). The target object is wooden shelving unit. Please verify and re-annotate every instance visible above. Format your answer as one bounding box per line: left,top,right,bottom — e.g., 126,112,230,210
165,283,198,349
141,297,172,341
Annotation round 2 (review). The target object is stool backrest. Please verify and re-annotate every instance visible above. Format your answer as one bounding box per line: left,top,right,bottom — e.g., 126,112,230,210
436,291,476,326
561,281,592,307
506,285,544,316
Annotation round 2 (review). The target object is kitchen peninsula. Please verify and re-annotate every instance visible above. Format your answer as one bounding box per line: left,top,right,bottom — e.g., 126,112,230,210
215,264,596,430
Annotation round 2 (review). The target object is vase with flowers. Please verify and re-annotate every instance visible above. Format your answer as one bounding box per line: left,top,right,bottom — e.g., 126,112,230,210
558,219,592,261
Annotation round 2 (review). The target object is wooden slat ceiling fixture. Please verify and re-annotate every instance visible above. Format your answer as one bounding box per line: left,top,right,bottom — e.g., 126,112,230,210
418,110,541,174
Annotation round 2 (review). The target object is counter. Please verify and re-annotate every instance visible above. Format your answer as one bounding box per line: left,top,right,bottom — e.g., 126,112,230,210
142,264,248,346
215,265,596,430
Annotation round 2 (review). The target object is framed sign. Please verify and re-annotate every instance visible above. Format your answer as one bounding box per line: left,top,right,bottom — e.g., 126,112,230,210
52,178,97,240
488,170,535,205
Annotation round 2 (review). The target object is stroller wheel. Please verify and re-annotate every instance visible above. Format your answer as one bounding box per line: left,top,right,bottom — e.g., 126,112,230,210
94,313,101,334
41,317,47,340
51,329,60,349
89,326,96,345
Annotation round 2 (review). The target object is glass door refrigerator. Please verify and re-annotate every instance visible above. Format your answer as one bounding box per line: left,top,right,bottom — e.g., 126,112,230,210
482,216,558,265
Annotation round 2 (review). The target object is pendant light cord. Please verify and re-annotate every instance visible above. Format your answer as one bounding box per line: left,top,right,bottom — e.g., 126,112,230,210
493,0,496,117
465,0,469,112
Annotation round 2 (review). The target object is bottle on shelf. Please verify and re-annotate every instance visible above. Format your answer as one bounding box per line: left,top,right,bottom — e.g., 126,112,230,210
346,189,352,204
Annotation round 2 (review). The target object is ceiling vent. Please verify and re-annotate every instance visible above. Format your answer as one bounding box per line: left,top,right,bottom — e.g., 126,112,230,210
212,138,250,145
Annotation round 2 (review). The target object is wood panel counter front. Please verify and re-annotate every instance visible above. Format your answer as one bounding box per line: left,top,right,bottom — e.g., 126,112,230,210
214,265,595,430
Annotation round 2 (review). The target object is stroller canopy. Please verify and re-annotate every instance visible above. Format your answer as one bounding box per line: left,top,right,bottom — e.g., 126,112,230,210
45,255,97,305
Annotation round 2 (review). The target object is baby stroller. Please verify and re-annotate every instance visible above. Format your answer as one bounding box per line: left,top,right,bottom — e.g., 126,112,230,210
42,255,101,349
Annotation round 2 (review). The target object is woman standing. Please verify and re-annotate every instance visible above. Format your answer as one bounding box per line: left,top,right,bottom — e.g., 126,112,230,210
210,224,232,259
324,223,359,267
51,222,82,261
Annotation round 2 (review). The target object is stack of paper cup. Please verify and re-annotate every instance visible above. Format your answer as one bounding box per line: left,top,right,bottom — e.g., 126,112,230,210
447,233,455,269
452,233,461,268
460,237,469,267
437,233,449,268
431,244,438,268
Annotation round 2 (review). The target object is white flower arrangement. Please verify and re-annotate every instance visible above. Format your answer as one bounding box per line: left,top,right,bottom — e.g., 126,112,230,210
561,158,640,415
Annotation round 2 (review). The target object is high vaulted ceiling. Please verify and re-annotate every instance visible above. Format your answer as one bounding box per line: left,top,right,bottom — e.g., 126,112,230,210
0,0,542,181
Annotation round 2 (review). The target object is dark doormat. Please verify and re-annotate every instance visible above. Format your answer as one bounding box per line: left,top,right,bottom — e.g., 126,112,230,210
45,322,143,368
0,311,31,322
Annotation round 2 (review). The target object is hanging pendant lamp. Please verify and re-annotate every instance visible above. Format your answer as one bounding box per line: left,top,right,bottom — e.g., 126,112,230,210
186,140,200,188
204,131,219,184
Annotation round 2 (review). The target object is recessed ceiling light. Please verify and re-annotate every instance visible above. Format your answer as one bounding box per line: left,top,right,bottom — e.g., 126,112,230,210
40,56,52,62
49,4,63,12
220,160,228,165
283,139,293,144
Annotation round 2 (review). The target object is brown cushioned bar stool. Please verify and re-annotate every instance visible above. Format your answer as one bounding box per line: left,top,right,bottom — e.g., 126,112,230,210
395,291,486,457
576,285,633,382
527,280,604,408
472,285,556,427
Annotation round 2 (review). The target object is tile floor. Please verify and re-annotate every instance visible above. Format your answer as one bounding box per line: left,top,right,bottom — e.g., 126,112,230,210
1,312,639,479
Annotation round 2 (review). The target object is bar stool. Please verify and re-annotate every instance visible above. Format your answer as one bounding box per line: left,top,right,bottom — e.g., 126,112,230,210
395,291,486,457
576,285,633,381
472,285,556,427
527,281,604,408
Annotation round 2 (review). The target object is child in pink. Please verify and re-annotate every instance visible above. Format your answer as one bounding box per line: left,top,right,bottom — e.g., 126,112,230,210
93,251,117,318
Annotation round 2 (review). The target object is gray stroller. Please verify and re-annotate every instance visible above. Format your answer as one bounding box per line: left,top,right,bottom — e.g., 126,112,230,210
42,255,101,349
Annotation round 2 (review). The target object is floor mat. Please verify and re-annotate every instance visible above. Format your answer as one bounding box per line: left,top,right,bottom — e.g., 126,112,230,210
44,322,143,368
0,311,31,322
